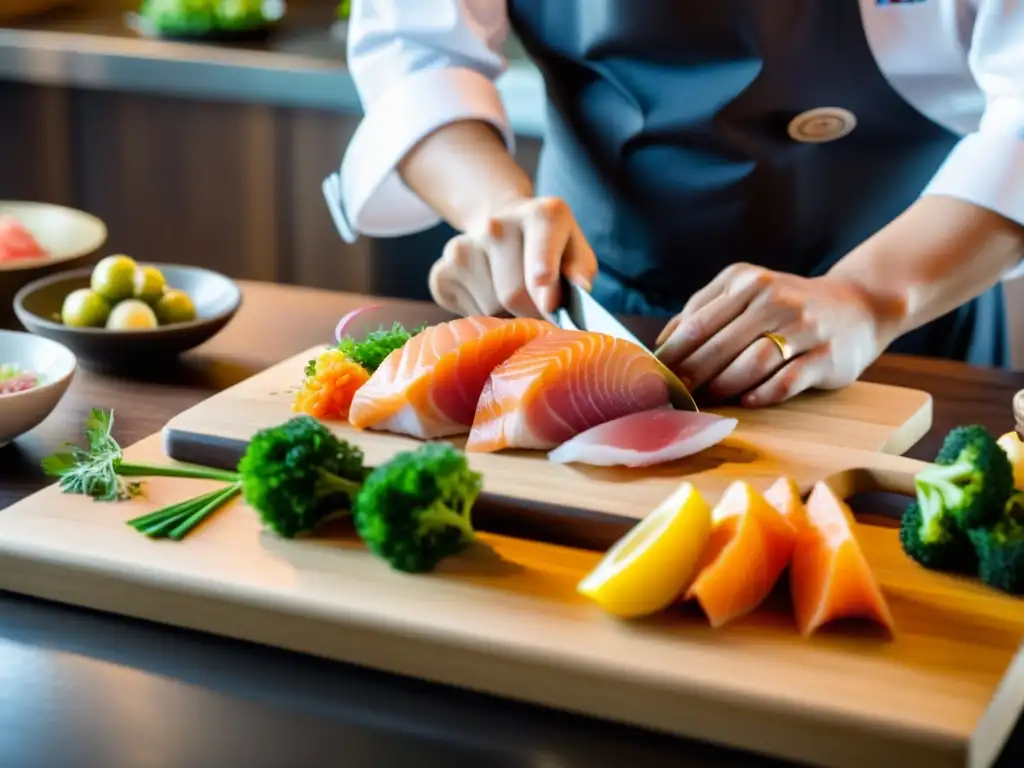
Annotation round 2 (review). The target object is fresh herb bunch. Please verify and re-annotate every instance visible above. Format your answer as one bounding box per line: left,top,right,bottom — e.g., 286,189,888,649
353,442,482,573
238,416,367,538
43,408,237,501
42,408,243,540
305,321,425,378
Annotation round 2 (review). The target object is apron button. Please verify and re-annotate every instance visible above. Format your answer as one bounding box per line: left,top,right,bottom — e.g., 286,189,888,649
787,107,858,143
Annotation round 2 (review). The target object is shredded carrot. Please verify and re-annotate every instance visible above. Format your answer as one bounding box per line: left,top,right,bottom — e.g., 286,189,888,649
292,349,370,420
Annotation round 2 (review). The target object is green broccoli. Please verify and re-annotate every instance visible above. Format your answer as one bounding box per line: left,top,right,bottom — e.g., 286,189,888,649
238,416,367,538
913,425,1013,533
352,442,483,573
899,499,978,573
968,496,1024,595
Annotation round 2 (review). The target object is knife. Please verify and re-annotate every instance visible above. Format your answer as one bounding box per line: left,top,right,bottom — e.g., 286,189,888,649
545,276,699,412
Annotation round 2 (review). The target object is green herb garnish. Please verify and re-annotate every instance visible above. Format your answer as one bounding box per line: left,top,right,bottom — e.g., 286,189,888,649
304,321,425,378
43,408,239,501
127,482,242,540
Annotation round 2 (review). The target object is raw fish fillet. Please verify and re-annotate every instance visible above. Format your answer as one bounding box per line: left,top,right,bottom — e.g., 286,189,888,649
547,408,737,467
348,316,554,439
0,215,47,262
684,481,799,628
788,482,896,637
466,330,671,452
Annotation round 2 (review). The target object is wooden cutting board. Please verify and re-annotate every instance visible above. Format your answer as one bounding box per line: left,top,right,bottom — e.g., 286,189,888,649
161,347,934,510
0,432,1021,768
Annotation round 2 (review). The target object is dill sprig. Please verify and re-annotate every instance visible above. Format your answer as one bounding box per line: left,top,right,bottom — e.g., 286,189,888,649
42,408,239,502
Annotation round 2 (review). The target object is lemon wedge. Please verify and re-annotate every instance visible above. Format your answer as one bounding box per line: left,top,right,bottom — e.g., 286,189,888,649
578,482,712,619
997,432,1024,491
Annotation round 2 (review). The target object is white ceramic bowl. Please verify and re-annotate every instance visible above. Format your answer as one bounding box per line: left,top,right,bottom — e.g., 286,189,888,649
0,201,108,273
0,329,77,448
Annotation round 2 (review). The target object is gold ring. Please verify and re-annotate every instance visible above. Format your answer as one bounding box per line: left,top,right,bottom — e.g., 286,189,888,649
761,332,794,363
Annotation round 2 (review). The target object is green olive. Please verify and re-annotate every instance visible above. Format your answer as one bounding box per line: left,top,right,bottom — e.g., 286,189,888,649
133,265,167,304
106,299,159,331
91,254,138,303
154,289,197,325
61,288,111,328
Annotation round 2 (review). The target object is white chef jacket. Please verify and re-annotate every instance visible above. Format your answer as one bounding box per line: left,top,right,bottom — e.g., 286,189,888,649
324,0,1024,273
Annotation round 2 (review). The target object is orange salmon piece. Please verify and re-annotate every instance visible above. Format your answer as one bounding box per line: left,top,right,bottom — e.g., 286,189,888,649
685,481,799,628
348,316,554,439
789,482,896,638
466,329,671,452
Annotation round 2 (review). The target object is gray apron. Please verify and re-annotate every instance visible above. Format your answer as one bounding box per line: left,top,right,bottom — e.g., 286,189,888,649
507,0,1008,367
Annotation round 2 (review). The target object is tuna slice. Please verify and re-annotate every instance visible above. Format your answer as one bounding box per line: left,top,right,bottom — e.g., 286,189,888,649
466,329,672,452
348,316,554,439
547,408,738,467
0,214,47,262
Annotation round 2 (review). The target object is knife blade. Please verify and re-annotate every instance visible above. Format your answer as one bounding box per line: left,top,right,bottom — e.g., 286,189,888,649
546,277,699,412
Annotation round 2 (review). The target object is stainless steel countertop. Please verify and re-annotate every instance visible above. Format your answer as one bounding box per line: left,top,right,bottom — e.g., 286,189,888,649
0,6,547,137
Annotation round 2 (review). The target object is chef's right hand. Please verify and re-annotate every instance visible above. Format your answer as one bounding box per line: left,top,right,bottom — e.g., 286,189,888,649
428,196,598,318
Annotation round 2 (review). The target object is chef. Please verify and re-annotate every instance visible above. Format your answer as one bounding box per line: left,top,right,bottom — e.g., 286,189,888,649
323,0,1024,406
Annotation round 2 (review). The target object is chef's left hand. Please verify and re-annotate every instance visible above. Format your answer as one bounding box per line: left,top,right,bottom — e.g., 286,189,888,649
654,264,895,407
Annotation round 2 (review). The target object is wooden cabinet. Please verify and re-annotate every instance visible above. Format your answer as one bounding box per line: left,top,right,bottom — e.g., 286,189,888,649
0,81,541,302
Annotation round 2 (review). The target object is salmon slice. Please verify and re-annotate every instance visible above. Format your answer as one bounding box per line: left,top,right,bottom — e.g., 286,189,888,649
348,316,554,439
465,329,671,452
684,481,799,628
789,482,896,637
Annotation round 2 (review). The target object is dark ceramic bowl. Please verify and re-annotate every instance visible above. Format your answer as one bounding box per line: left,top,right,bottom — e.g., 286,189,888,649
13,263,241,370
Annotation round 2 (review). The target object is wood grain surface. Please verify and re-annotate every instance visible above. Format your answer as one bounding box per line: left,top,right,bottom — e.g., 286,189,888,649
0,433,1020,768
1,283,1023,767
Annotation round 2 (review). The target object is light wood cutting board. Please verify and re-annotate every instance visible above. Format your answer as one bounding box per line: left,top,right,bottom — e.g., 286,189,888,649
0,433,1021,768
161,347,934,518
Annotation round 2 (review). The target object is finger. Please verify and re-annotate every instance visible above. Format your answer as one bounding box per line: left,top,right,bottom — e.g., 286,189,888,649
655,281,762,374
678,262,756,317
742,346,830,407
704,327,816,402
429,241,488,316
560,225,598,293
520,197,573,314
429,259,481,316
655,314,681,348
670,298,795,391
481,217,535,317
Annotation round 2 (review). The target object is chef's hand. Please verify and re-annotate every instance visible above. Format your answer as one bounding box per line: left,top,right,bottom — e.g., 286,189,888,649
428,196,598,318
655,264,897,407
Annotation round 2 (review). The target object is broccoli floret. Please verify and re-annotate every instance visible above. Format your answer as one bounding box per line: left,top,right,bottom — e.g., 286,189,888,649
968,496,1024,595
899,499,977,573
353,442,482,573
238,416,367,538
913,425,1013,532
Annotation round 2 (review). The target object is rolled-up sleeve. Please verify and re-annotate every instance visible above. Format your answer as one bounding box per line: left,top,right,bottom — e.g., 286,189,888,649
922,1,1024,237
323,0,514,242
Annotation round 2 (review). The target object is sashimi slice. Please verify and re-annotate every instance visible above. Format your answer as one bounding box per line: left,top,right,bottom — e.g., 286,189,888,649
348,316,554,439
684,481,799,628
466,330,671,452
0,215,47,263
789,482,896,637
547,408,737,467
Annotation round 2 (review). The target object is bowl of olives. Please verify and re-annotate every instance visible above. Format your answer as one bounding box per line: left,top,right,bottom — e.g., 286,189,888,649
12,256,241,369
